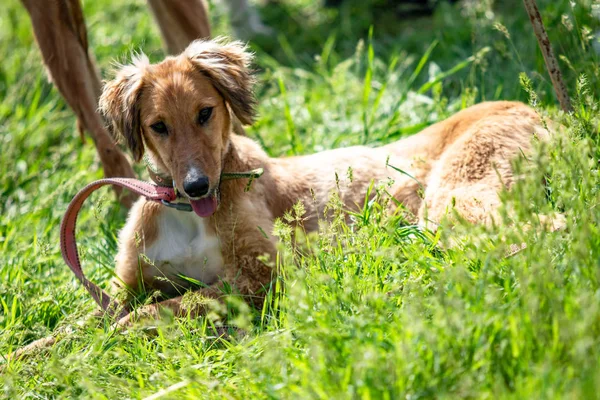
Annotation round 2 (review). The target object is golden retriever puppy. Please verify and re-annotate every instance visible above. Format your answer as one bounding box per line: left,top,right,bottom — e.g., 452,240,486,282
100,38,551,324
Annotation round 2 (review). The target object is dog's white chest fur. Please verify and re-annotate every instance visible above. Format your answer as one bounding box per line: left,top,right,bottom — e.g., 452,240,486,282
144,207,223,287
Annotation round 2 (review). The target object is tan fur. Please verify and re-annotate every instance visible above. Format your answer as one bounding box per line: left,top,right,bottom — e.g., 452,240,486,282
99,38,555,324
114,200,162,292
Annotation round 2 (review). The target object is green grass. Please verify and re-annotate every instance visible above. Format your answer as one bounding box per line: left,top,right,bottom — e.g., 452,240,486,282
1,0,600,397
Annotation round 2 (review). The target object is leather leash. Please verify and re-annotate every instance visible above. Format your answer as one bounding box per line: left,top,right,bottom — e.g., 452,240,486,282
60,178,177,319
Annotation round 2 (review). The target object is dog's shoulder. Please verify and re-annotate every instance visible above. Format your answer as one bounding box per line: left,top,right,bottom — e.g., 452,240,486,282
118,197,163,249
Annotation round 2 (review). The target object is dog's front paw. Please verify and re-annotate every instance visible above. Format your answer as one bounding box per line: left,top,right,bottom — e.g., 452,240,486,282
115,304,162,328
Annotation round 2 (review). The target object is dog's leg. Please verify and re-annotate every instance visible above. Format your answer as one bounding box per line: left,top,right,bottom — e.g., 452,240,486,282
418,119,518,229
116,286,224,326
146,0,211,55
418,115,564,231
20,0,137,207
116,257,273,327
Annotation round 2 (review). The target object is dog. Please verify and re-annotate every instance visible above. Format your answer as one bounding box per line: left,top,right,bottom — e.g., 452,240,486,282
99,37,555,325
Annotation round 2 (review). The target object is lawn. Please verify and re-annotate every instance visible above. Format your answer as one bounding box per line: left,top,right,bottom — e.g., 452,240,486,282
1,0,600,398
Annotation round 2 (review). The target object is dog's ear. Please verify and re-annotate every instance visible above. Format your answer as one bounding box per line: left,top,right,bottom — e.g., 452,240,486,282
185,37,256,125
99,55,148,162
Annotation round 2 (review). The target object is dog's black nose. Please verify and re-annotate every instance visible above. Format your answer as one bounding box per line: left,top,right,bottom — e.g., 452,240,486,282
183,170,210,198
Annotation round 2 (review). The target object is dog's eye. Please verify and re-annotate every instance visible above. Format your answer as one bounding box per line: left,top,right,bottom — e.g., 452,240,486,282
197,107,213,125
150,121,168,136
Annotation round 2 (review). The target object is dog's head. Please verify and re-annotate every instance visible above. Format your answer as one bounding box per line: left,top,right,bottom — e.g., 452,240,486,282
99,37,256,217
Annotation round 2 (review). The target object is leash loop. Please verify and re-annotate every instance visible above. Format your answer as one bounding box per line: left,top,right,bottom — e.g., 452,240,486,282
60,178,176,319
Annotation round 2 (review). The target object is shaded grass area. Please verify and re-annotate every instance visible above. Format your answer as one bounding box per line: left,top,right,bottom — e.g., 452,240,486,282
1,0,600,397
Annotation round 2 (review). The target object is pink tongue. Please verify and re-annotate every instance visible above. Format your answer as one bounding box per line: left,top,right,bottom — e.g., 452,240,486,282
189,196,218,217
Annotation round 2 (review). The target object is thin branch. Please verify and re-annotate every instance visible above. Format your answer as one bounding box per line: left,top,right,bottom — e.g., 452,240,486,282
523,0,573,112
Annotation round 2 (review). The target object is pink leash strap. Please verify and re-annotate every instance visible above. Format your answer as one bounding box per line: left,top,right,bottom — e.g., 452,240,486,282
60,178,177,319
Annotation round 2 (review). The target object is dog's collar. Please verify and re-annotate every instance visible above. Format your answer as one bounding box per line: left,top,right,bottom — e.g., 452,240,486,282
145,163,174,188
144,156,264,211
